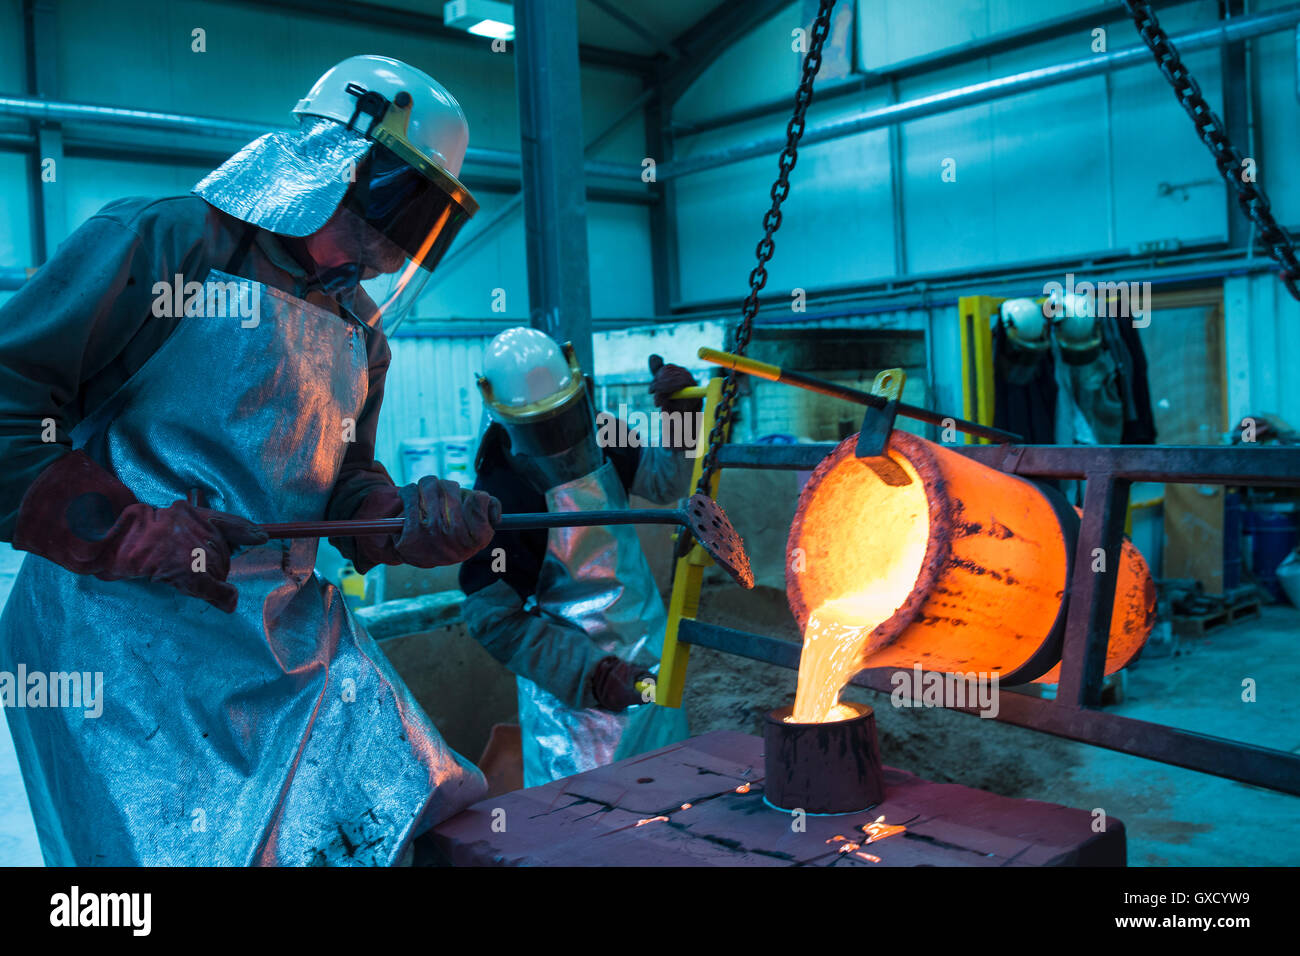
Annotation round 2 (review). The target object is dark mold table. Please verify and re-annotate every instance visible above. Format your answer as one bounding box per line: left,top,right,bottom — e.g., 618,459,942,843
431,731,1125,866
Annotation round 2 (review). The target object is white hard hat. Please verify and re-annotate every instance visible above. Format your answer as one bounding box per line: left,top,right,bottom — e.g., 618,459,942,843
1058,311,1099,345
480,328,578,412
294,54,471,180
476,328,603,491
999,298,1048,344
1045,288,1096,322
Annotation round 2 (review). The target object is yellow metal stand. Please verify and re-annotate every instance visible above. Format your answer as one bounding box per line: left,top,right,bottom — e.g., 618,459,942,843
958,295,1001,444
655,375,726,709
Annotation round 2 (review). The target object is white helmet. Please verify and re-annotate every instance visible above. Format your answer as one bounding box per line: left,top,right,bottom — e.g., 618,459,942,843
294,54,471,182
480,327,577,411
1046,289,1102,363
477,328,602,492
195,55,478,331
999,298,1049,345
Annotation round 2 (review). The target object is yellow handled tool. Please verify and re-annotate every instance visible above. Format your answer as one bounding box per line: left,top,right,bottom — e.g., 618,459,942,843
697,346,1021,444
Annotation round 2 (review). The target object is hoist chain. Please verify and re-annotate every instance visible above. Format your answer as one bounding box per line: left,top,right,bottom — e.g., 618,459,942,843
693,0,839,500
1123,0,1300,299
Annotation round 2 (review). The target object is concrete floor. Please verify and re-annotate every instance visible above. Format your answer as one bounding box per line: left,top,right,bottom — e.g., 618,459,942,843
1,548,1296,866
1041,606,1300,866
687,586,1300,867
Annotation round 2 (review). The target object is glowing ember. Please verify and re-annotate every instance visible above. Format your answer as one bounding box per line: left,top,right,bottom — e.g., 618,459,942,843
837,842,860,853
680,804,692,811
854,851,881,863
735,783,751,794
635,815,669,827
862,815,906,845
790,591,899,723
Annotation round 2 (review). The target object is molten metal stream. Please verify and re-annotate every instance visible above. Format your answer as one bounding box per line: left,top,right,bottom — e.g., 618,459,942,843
791,594,898,724
785,431,1156,724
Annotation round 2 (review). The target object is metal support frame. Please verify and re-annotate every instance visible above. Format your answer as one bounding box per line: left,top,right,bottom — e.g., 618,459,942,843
587,0,680,61
644,80,676,316
1221,0,1253,251
0,94,646,187
670,440,1300,796
514,0,595,373
657,4,1300,180
959,295,1000,445
21,0,63,265
431,85,660,283
656,376,727,709
654,0,793,106
670,3,1128,138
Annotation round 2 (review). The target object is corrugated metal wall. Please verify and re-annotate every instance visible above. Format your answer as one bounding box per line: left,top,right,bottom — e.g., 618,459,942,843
377,335,493,482
1225,273,1300,429
672,0,1239,306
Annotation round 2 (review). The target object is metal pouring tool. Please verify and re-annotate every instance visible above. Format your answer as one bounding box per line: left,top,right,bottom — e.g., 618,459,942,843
258,493,754,589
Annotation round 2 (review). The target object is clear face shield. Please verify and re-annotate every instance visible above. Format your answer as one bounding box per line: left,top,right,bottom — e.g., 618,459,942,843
343,139,476,332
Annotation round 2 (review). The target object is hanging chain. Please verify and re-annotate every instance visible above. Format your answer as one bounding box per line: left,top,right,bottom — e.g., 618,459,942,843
692,0,838,500
1123,0,1300,300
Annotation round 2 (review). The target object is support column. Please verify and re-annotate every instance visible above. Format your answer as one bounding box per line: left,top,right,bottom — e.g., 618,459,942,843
23,0,65,264
514,0,594,372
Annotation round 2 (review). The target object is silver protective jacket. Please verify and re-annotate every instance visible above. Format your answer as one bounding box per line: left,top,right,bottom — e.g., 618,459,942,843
518,460,671,786
0,270,485,865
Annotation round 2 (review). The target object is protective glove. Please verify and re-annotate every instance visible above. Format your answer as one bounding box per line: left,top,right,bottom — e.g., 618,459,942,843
648,355,702,416
347,476,501,573
591,656,655,712
12,450,268,613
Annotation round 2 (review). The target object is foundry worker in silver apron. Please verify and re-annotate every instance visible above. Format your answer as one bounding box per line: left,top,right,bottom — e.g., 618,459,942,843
459,328,699,786
0,56,501,866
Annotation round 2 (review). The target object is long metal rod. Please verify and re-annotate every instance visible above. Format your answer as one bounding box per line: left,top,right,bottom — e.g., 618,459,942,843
699,347,1021,444
260,508,686,539
659,4,1300,180
0,94,644,182
715,441,1300,486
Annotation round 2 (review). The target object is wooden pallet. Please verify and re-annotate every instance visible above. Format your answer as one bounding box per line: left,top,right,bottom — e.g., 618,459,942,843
1173,597,1262,637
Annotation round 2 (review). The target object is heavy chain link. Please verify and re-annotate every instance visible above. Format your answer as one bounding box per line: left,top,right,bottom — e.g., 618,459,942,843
692,0,838,500
1123,0,1300,300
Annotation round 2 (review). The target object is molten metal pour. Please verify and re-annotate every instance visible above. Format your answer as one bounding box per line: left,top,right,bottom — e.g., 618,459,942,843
785,430,1156,725
791,593,897,724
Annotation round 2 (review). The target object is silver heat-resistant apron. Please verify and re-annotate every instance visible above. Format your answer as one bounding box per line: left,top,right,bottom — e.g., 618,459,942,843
0,270,485,866
517,460,671,786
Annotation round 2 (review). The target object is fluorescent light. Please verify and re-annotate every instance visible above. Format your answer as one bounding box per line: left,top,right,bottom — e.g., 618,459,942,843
466,19,514,40
444,0,515,41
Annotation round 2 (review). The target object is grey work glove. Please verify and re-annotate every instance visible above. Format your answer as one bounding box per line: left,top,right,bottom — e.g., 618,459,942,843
348,477,501,572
